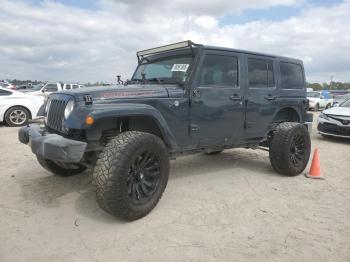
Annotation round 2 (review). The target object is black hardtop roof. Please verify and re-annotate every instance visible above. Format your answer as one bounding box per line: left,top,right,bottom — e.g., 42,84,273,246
203,44,303,64
136,40,303,65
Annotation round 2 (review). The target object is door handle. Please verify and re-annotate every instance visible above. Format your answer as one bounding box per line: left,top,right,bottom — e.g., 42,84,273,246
230,95,242,101
264,95,276,101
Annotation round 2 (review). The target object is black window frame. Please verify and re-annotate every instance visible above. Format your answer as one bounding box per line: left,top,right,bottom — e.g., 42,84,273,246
248,57,275,89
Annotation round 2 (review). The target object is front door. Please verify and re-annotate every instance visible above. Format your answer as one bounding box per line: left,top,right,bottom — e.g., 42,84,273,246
190,51,245,147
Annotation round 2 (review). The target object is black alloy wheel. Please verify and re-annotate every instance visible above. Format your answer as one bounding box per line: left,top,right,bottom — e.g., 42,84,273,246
127,151,161,204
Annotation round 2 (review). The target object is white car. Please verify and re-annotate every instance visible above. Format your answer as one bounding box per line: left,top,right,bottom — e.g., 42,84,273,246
0,82,17,90
317,98,350,138
0,87,44,127
62,83,84,90
307,91,333,111
23,83,82,98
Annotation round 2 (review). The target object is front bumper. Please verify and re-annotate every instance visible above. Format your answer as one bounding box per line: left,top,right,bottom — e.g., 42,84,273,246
18,124,87,163
304,112,313,133
317,117,350,138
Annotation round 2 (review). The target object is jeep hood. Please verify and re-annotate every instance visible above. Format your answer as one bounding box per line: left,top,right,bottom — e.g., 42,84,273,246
59,84,170,101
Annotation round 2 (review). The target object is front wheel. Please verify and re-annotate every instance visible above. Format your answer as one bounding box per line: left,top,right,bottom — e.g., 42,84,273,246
93,131,169,221
5,106,30,127
269,122,311,176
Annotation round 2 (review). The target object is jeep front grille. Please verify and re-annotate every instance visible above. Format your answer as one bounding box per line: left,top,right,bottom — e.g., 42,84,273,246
46,94,72,132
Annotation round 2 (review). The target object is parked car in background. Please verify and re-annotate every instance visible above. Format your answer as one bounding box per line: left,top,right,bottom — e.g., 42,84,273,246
62,83,84,90
15,83,33,90
0,87,44,127
333,94,350,107
22,82,61,96
318,98,350,138
22,83,83,97
307,91,333,111
0,82,17,90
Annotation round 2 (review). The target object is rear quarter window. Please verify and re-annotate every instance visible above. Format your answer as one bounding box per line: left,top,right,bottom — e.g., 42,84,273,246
280,62,304,89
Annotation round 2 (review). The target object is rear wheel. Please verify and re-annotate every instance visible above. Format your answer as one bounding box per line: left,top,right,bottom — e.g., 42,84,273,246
93,131,169,221
325,103,331,109
315,104,319,111
36,156,87,176
269,122,311,176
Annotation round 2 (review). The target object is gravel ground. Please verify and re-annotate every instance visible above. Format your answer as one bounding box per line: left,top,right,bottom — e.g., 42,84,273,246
0,112,349,262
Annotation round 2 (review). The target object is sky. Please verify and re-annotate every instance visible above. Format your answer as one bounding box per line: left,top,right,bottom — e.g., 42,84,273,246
0,0,349,83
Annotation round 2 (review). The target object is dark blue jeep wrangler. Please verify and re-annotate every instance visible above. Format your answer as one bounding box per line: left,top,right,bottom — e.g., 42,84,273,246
19,41,313,220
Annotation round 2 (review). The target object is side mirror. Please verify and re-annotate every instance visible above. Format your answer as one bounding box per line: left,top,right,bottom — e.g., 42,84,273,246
41,89,45,93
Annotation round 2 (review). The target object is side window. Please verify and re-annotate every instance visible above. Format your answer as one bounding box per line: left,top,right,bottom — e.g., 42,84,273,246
65,84,71,90
248,58,275,88
72,85,79,89
280,62,304,89
199,54,239,87
45,84,58,92
0,89,12,96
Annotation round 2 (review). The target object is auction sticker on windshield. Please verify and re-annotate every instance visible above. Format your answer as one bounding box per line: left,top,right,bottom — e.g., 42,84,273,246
171,64,189,72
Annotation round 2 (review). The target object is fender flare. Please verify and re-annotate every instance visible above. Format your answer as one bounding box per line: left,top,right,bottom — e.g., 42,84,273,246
65,103,178,149
271,106,302,123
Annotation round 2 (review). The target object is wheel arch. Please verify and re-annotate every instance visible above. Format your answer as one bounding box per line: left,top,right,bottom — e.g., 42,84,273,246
272,107,301,123
78,104,178,150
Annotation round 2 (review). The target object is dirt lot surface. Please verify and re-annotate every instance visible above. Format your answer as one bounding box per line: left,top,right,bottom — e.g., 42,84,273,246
1,112,350,262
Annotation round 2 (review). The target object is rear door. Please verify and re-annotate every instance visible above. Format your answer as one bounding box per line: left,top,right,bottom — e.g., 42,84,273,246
244,55,278,139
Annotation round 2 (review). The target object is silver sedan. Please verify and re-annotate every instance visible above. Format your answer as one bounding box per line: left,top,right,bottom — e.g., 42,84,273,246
318,98,350,138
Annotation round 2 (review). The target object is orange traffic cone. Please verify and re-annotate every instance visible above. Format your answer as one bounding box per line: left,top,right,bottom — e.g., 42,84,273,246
305,149,324,179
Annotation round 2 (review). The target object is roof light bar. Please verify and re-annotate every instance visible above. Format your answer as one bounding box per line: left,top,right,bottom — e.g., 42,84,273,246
137,40,198,58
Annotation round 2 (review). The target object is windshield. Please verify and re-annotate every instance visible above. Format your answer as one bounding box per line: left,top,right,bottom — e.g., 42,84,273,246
132,55,192,84
31,83,45,91
340,98,350,107
307,92,320,98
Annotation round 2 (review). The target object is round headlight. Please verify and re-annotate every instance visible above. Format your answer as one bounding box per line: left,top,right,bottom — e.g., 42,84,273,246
64,100,75,119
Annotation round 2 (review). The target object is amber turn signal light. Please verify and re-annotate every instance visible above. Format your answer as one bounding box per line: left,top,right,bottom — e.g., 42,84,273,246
85,116,94,125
